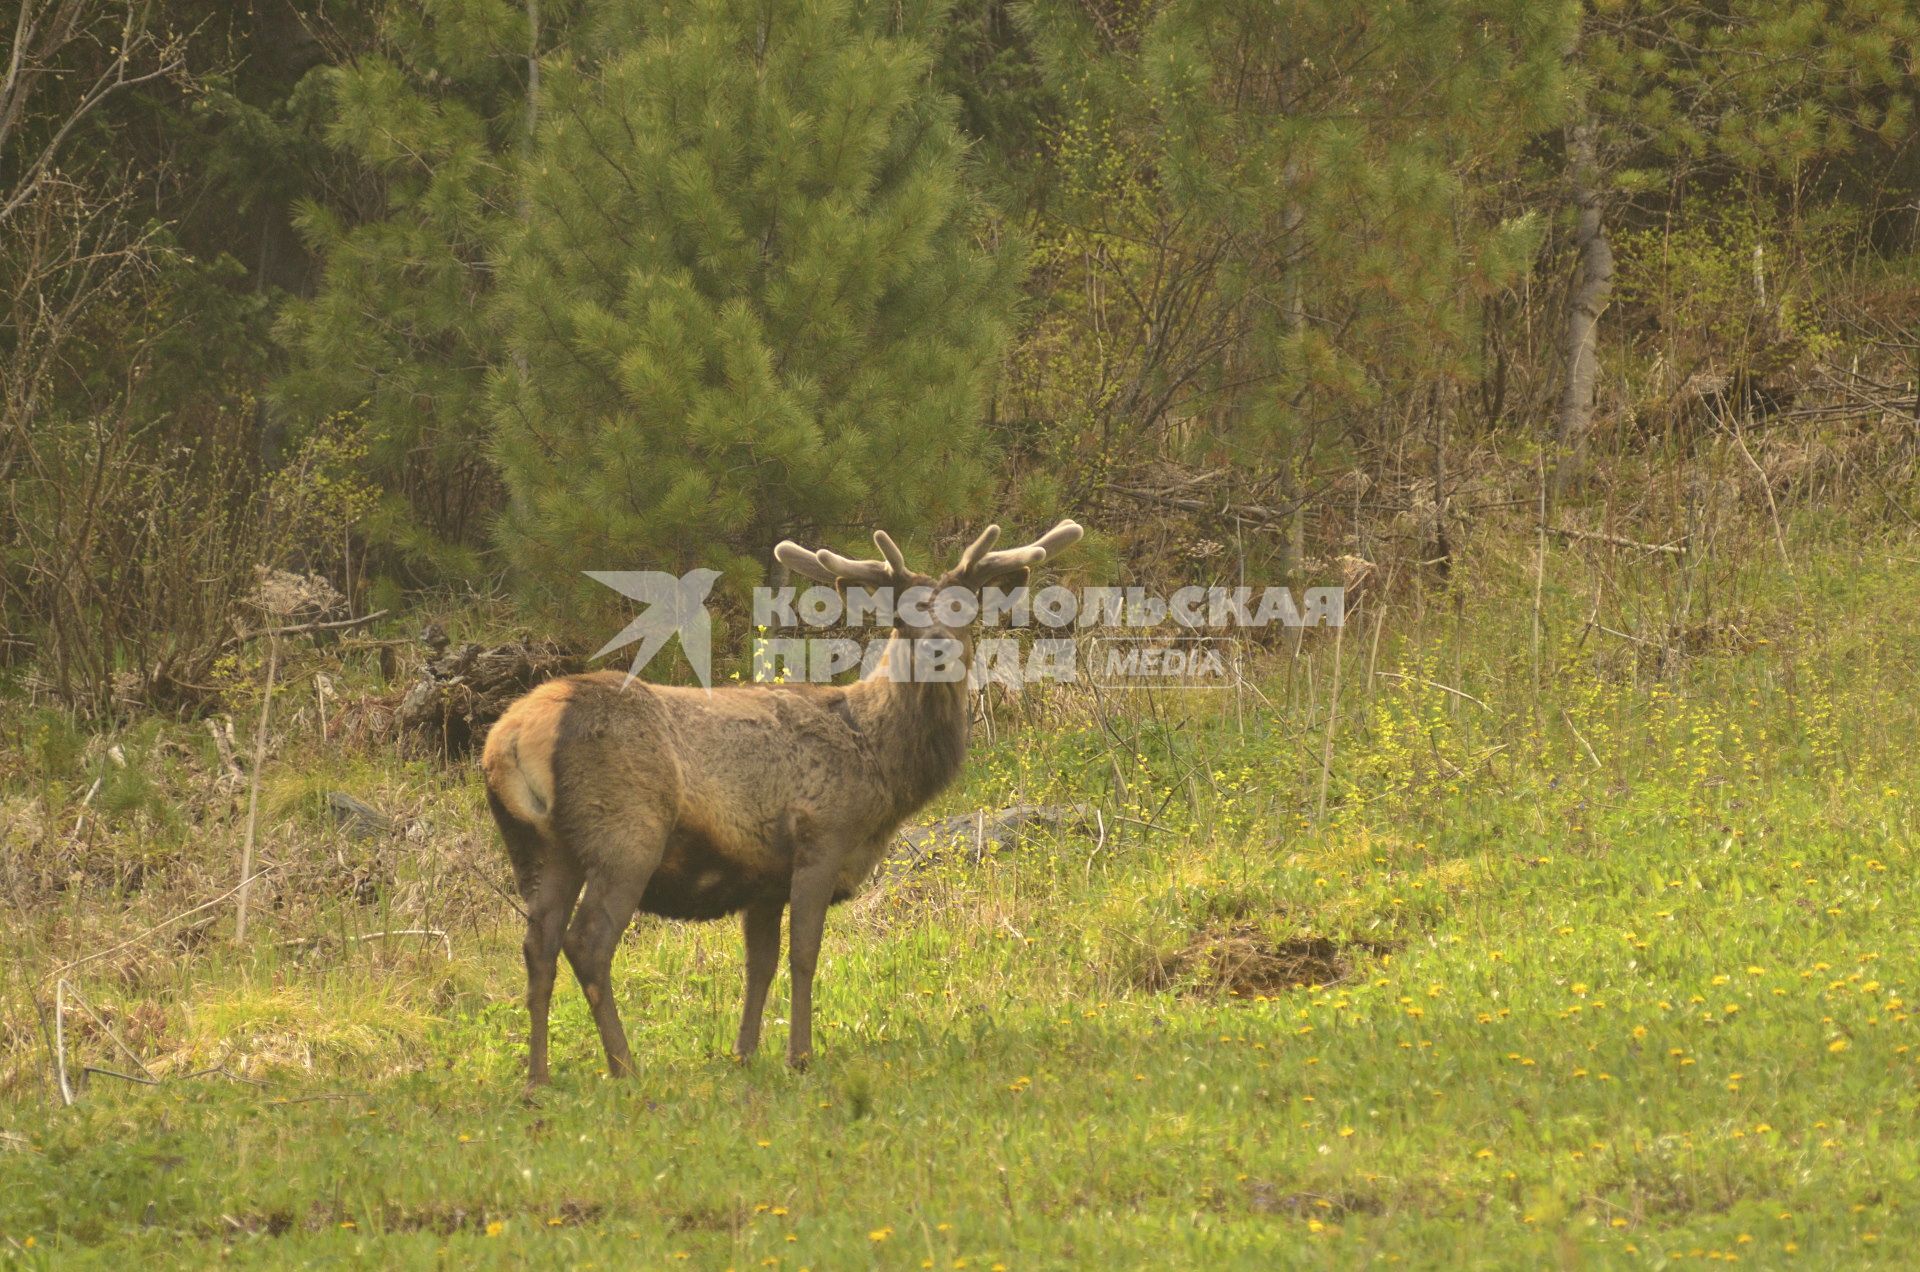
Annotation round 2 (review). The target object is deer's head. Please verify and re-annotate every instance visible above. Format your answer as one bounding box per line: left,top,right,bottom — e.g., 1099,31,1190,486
773,521,1083,677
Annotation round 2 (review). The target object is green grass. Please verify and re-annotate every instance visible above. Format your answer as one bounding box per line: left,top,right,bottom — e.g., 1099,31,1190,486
4,532,1920,1266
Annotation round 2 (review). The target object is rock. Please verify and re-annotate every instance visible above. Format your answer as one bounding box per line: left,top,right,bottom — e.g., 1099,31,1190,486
326,792,392,840
883,803,1095,879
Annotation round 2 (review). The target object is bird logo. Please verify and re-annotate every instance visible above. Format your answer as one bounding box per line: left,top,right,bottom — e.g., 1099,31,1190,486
585,568,723,689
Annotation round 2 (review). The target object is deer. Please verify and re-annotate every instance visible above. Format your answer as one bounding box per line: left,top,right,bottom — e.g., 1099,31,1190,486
481,519,1082,1083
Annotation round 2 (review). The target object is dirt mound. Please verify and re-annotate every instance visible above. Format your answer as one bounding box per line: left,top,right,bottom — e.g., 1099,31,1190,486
1141,923,1377,998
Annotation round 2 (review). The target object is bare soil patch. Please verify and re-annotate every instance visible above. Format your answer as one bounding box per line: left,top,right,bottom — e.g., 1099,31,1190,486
1140,922,1386,998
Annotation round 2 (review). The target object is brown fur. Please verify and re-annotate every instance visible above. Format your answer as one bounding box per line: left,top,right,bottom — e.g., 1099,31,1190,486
484,521,1079,1082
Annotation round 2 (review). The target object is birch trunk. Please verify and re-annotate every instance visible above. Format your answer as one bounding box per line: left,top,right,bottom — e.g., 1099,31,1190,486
1553,115,1612,502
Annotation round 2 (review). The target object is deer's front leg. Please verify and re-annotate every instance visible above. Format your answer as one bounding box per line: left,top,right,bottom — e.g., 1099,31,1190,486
785,853,838,1070
735,896,784,1060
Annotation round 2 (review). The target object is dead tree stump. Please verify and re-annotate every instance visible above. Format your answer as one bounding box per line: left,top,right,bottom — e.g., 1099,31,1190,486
395,637,582,758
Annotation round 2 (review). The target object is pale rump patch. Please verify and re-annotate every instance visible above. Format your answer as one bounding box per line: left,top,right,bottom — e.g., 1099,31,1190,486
481,677,574,825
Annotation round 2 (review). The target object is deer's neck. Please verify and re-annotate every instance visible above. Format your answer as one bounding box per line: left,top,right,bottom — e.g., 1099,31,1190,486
850,633,971,818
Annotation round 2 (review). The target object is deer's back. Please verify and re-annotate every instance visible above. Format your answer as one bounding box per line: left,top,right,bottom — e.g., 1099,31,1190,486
484,671,887,918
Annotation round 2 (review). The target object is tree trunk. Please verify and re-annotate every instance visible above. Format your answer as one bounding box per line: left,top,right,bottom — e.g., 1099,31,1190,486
1553,115,1612,503
513,0,540,378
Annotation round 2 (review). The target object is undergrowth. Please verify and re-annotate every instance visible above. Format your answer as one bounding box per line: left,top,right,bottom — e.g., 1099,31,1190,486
2,522,1918,1266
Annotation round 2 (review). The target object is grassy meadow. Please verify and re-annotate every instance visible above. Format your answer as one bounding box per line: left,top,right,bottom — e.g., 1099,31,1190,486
4,521,1920,1267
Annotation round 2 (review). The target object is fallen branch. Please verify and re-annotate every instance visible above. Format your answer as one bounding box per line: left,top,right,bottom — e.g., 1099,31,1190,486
351,929,453,961
82,1067,157,1087
222,609,389,650
174,1064,266,1087
1543,525,1688,555
1374,671,1491,712
1101,483,1317,528
1589,622,1657,648
396,638,582,757
1562,709,1604,771
64,984,156,1081
867,804,1095,892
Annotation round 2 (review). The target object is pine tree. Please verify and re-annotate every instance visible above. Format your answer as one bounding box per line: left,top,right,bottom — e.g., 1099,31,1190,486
490,0,1018,618
276,0,555,581
1021,0,1571,503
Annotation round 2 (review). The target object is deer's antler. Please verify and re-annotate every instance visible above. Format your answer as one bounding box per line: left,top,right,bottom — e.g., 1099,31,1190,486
774,530,913,588
954,519,1083,586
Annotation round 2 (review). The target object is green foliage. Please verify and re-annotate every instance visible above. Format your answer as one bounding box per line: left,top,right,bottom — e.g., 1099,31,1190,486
1014,0,1573,477
936,0,1057,208
490,0,1021,619
8,537,1920,1260
276,0,548,583
1613,208,1840,368
1588,0,1917,187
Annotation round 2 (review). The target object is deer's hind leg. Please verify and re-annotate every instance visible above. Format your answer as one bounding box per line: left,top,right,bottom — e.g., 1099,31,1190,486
521,855,584,1087
490,791,582,1088
563,863,656,1078
560,800,667,1079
